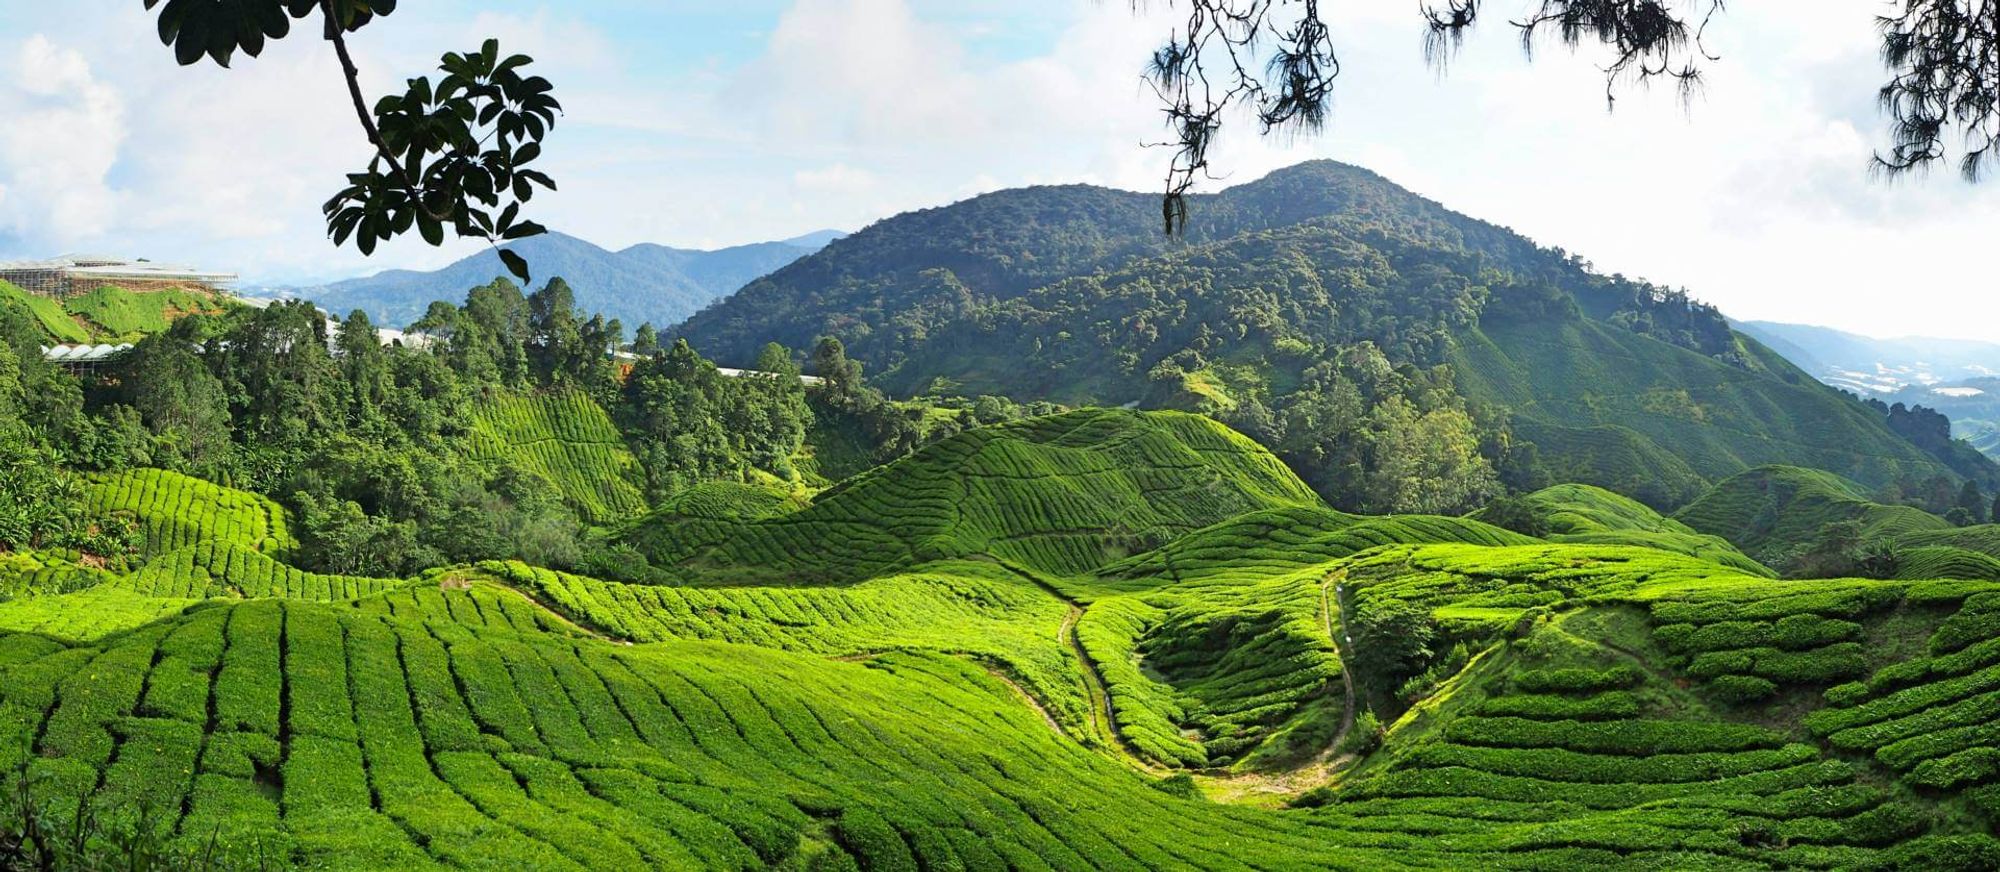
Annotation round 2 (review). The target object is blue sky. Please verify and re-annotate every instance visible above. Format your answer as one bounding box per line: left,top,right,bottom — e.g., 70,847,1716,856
2,1,1997,339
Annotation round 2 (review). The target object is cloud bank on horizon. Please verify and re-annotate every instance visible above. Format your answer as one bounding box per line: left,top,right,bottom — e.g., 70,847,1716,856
0,0,1993,340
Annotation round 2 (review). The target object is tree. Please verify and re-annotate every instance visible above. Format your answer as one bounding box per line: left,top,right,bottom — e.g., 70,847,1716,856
1142,1,2000,230
527,277,586,384
632,322,660,357
140,1,559,281
811,337,865,403
1958,480,1989,525
121,335,234,471
335,309,390,422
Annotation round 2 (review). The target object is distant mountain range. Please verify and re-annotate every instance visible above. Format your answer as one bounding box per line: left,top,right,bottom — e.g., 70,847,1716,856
260,229,844,330
1733,321,2000,395
1735,320,2000,459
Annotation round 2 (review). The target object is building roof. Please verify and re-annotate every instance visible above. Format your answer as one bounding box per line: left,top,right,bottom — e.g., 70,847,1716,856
0,255,235,284
41,343,135,362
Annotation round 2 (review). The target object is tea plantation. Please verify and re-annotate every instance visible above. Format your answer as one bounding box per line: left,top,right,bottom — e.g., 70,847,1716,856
5,410,2000,869
465,389,651,524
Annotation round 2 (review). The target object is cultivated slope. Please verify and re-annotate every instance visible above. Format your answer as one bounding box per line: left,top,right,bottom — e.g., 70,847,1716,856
1676,466,1954,565
618,408,1321,584
464,389,649,525
12,415,2000,867
1481,483,1770,575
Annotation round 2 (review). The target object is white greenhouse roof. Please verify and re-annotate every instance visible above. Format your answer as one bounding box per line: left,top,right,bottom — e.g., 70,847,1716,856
41,343,135,362
0,255,235,284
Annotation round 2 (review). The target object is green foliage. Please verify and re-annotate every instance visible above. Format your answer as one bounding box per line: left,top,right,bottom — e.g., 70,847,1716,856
679,160,1986,508
0,279,89,343
63,286,228,341
621,339,810,500
86,468,295,559
465,388,647,523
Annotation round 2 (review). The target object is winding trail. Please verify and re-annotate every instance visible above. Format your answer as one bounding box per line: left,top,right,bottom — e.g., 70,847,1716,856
979,557,1155,768
1200,567,1361,801
1319,572,1359,767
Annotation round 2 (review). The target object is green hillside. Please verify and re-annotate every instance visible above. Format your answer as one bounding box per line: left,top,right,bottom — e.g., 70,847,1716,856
86,468,298,559
1450,317,1960,505
1676,466,1955,567
0,279,91,343
64,285,228,340
1481,483,1771,575
465,389,650,524
673,160,1988,507
0,279,232,344
7,511,2000,866
618,408,1321,584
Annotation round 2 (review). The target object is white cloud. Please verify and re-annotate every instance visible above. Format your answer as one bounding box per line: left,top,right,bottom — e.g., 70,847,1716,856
0,35,125,243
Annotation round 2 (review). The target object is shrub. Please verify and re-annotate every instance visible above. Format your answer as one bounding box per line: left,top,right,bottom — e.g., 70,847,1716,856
1710,675,1778,704
1513,666,1641,695
1878,835,2000,872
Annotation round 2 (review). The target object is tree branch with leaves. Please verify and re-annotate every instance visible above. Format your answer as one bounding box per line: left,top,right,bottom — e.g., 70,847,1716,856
142,0,559,283
1144,0,1999,230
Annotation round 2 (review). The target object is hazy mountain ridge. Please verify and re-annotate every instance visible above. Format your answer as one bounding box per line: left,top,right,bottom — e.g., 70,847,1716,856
266,229,843,329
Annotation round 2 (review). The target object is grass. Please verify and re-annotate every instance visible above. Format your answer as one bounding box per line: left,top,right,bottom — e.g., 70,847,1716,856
62,285,228,340
0,279,90,343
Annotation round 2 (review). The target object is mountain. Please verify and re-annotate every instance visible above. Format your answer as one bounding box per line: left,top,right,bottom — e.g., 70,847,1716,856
1736,321,2000,462
674,160,1995,505
1734,320,2000,395
273,230,842,329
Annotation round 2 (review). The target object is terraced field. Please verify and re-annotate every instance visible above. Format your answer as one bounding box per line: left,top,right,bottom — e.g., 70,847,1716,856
620,408,1321,585
465,389,650,524
87,468,298,558
1484,483,1772,575
8,410,2000,868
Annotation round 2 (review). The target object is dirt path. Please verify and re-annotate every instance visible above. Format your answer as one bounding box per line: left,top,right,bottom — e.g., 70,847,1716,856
1319,573,1359,766
1199,568,1360,801
982,664,1066,734
975,557,1157,768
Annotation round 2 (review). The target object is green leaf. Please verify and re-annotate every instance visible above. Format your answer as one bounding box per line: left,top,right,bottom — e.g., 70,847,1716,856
502,221,545,241
499,248,530,285
418,213,444,246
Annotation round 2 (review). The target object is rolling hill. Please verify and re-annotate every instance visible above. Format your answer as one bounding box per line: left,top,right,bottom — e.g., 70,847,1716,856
270,230,840,330
673,161,1992,505
614,407,1322,584
8,410,2000,867
1672,465,2000,580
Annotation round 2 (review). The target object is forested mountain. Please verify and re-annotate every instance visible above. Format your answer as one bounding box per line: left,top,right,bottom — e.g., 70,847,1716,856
677,161,1993,508
272,230,839,330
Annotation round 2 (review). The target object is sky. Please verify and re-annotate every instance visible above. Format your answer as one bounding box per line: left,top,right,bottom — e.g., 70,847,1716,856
0,1,1996,340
